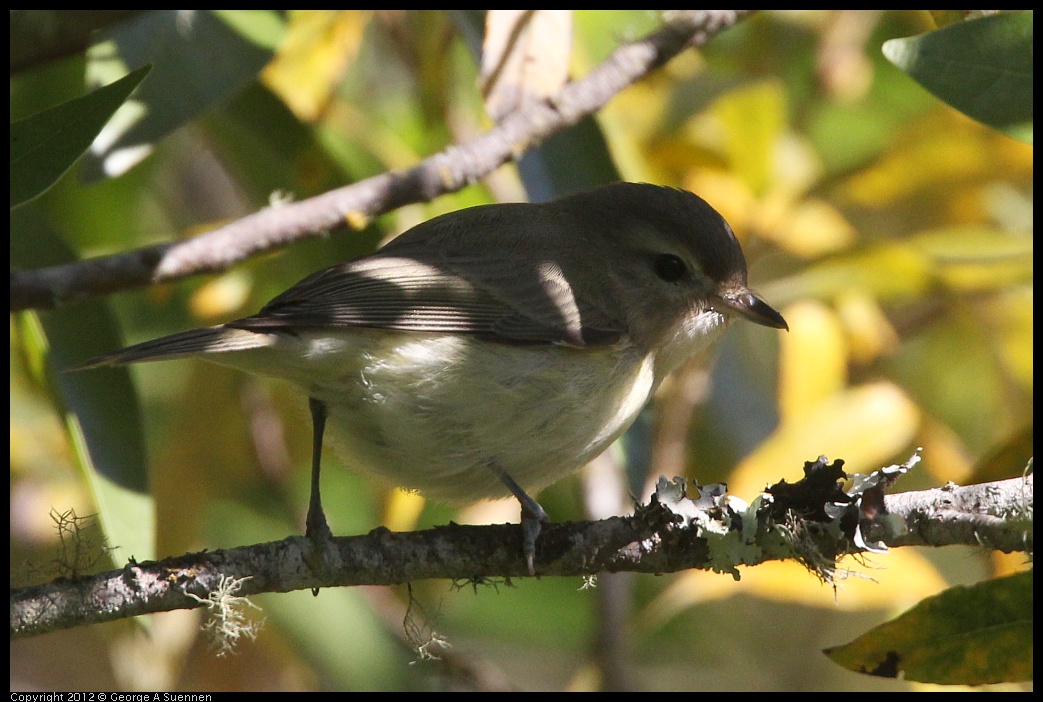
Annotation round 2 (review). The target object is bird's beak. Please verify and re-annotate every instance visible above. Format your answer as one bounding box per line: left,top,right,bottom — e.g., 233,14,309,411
713,288,788,331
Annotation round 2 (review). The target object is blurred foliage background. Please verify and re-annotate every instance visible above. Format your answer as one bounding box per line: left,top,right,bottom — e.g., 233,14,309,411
10,10,1032,691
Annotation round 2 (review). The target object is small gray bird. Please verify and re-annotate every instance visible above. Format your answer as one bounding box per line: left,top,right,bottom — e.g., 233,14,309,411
81,182,788,573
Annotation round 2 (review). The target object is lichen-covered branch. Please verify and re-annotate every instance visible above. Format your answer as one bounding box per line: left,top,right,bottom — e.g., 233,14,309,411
11,471,1032,640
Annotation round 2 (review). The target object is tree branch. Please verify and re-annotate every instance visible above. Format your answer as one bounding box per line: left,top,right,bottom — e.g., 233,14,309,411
10,10,754,312
877,476,1034,552
11,473,1032,640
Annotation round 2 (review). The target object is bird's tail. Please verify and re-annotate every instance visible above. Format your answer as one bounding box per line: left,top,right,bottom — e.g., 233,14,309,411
75,326,276,369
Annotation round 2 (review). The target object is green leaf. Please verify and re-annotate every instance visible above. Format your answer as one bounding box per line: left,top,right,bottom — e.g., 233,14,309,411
825,570,1033,684
882,12,1033,143
81,10,285,181
9,65,151,209
11,206,155,565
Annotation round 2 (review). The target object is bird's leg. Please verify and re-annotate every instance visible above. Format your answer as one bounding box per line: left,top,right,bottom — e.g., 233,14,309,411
496,468,549,576
305,397,338,594
306,397,333,543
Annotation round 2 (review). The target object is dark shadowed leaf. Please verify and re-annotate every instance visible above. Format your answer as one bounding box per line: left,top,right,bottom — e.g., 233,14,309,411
883,12,1032,143
9,65,150,208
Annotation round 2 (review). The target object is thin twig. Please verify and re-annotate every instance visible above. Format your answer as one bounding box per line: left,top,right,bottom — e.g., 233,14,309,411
10,11,753,312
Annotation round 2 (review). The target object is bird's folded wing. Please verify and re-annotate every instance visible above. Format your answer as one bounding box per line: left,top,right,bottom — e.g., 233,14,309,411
236,250,624,347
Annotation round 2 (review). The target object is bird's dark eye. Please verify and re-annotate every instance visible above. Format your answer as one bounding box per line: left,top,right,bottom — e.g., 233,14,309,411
653,254,688,282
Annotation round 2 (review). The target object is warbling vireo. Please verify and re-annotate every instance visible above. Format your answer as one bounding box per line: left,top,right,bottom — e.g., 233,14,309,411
81,182,787,573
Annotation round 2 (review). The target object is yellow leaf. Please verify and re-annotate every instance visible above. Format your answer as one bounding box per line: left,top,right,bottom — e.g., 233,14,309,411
729,382,920,500
917,418,975,484
839,112,1033,207
765,196,858,257
188,271,253,321
834,289,900,365
778,300,849,425
263,10,371,122
986,286,1033,391
383,487,427,533
910,226,1034,293
712,80,787,196
642,547,949,631
760,243,933,307
682,171,758,237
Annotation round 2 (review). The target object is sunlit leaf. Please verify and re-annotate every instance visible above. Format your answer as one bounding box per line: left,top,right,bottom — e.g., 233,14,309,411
262,10,370,122
728,382,920,500
383,488,428,533
480,10,572,122
834,289,900,365
188,270,254,320
915,417,976,485
910,226,1034,292
712,80,788,196
761,243,933,308
457,9,618,201
825,570,1033,684
778,300,849,425
644,548,949,628
760,195,858,258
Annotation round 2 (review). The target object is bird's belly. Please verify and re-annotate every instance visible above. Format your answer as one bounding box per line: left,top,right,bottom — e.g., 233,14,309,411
283,331,657,504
